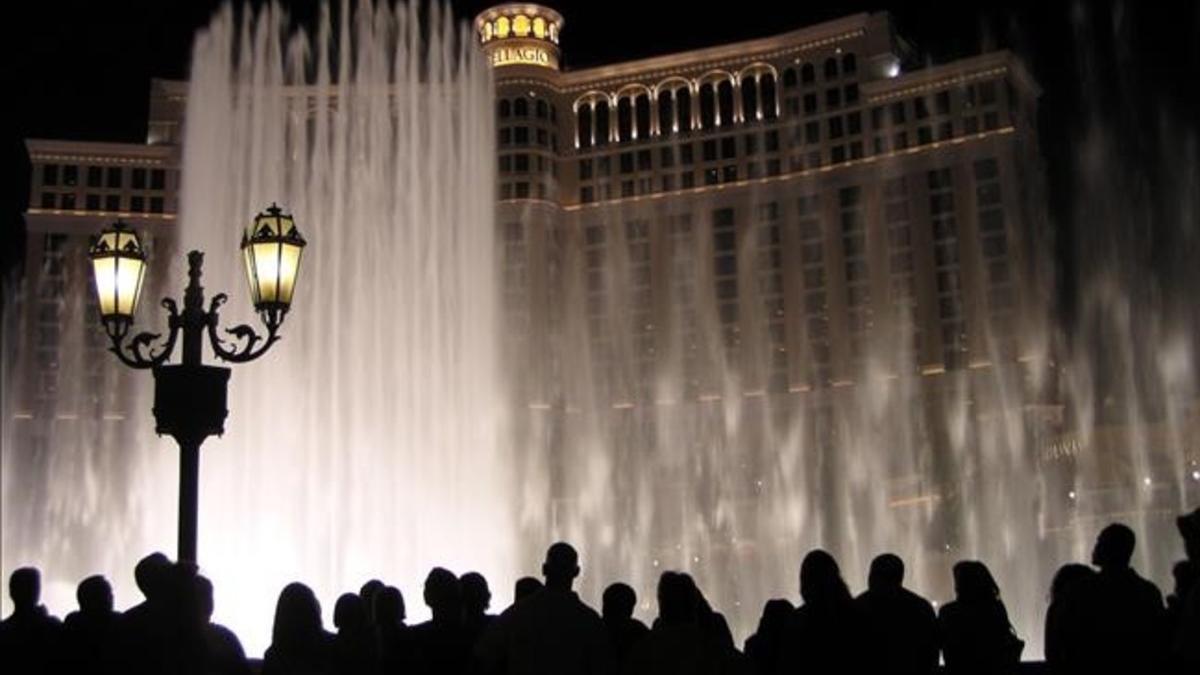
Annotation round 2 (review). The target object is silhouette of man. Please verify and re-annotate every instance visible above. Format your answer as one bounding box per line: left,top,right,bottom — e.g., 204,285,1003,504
626,571,719,675
359,578,384,630
1173,508,1200,672
601,582,649,666
462,571,497,646
192,574,251,675
61,575,120,673
0,567,62,674
937,560,1023,675
1075,523,1166,673
744,598,793,675
374,585,413,673
410,567,470,675
332,592,376,675
116,551,172,673
854,553,938,675
777,549,867,675
475,542,610,675
1044,563,1095,675
513,576,543,605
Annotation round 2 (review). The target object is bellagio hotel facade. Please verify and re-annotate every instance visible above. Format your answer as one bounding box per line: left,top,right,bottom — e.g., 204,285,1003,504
479,4,1053,419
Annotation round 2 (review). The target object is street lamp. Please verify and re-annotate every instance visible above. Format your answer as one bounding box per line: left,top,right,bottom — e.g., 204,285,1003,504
88,206,307,564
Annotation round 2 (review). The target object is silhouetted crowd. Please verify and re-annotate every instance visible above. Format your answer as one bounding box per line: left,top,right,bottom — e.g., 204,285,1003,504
3,508,1198,674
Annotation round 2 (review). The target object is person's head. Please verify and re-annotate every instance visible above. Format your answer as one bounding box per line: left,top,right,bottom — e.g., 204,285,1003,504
602,582,637,621
542,542,580,591
656,571,697,625
373,586,406,625
514,576,542,603
1170,560,1195,599
461,572,491,617
9,567,40,611
194,575,215,623
755,598,794,636
272,582,324,649
359,579,383,619
423,567,461,620
952,561,1000,603
134,552,171,602
334,593,367,633
868,553,905,592
77,575,114,615
1049,563,1095,604
1177,508,1200,563
1092,523,1136,570
799,549,850,606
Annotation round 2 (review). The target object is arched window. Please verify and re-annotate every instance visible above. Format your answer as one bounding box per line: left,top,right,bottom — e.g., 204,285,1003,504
635,94,651,139
577,105,593,149
595,100,610,145
514,98,529,117
783,67,797,88
842,53,857,74
760,73,778,120
675,87,692,133
717,80,734,126
801,63,815,85
657,90,674,135
617,97,633,142
536,99,548,119
498,99,511,118
699,83,716,130
741,77,759,121
824,57,838,80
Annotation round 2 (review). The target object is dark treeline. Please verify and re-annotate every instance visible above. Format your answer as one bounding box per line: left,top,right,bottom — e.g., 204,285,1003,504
2,509,1198,674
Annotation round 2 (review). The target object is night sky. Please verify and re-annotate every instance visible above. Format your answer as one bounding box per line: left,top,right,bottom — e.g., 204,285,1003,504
6,0,1200,317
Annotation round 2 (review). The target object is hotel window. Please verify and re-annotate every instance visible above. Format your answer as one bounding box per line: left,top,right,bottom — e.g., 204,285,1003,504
804,93,818,114
513,127,529,146
801,63,815,85
619,152,634,174
849,141,863,159
637,150,652,171
785,96,801,117
498,99,511,118
783,68,797,88
805,122,820,144
917,126,932,145
598,156,612,176
844,84,859,105
131,195,145,212
40,193,55,209
704,169,719,185
150,196,164,213
680,143,694,165
722,165,738,182
514,98,528,117
536,128,548,146
938,122,953,140
621,180,634,197
63,165,78,186
681,172,695,188
150,169,166,189
107,167,122,188
87,166,103,188
831,146,846,164
766,158,781,176
825,88,841,109
86,194,101,210
983,112,999,130
846,111,861,135
936,90,951,115
828,116,844,139
873,137,886,154
660,147,675,168
764,130,779,152
894,131,908,149
514,182,530,199
580,186,595,203
42,164,59,186
979,81,997,105
824,57,838,80
890,101,906,125
105,195,121,211
499,128,511,146
870,106,884,129
661,175,674,192
579,159,593,179
744,133,758,155
914,97,930,119
62,193,76,209
514,154,530,172
964,117,979,134
842,53,857,74
721,136,736,159
702,140,718,162
536,100,547,119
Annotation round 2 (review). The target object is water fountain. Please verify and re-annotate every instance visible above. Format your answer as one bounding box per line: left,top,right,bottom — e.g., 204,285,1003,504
1,0,1196,659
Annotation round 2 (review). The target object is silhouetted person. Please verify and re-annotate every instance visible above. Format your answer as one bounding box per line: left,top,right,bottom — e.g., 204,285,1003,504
1173,508,1200,673
676,573,736,657
116,552,171,674
360,579,384,630
332,593,376,675
601,582,649,667
775,550,866,675
854,553,938,675
0,567,62,674
374,585,413,673
475,542,610,675
626,571,719,675
1043,563,1094,675
1074,523,1165,674
59,574,119,674
262,582,333,675
410,567,470,675
514,576,543,604
192,574,250,675
462,571,497,646
938,560,1023,675
744,598,793,675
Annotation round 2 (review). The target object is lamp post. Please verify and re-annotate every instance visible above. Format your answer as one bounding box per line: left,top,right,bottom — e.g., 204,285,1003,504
89,205,307,564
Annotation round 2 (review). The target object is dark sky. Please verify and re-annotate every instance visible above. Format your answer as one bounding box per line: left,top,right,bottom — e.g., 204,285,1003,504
6,0,1199,307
